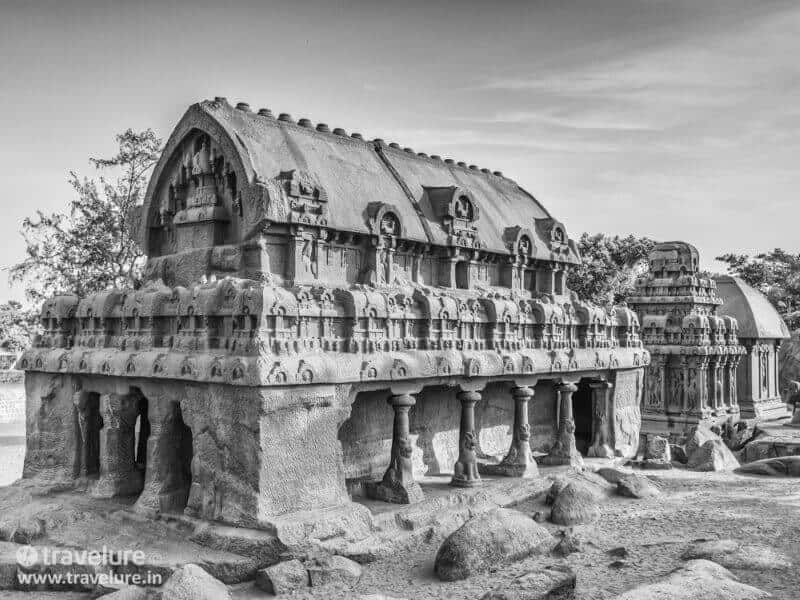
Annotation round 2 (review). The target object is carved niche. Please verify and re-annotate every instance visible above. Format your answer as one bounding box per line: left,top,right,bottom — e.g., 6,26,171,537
272,170,328,226
424,186,482,248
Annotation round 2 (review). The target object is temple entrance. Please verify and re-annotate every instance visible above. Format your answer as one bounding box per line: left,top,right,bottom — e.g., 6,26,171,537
455,262,469,289
572,382,593,455
133,391,150,472
84,392,102,477
159,403,193,513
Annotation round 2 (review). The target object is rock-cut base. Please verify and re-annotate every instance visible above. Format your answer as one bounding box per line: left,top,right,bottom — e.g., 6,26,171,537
365,479,425,504
480,565,576,600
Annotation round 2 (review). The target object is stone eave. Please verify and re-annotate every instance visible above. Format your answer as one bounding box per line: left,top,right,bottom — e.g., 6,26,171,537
18,346,648,388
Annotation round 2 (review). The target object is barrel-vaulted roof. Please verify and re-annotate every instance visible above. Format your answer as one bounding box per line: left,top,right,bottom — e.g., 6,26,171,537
714,275,790,340
140,98,579,263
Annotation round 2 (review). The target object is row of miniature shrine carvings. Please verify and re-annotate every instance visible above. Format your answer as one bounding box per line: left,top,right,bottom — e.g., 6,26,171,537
36,316,642,354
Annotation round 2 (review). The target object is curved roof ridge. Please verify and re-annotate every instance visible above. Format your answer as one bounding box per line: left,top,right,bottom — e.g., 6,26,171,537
714,275,790,340
203,97,514,184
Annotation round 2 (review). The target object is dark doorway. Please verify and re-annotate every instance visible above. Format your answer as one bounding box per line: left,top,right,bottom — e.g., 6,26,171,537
455,261,469,289
85,392,102,477
160,403,193,513
572,383,593,455
133,392,150,470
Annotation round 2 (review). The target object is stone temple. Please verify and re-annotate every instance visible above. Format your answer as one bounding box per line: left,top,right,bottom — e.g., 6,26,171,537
627,242,745,438
17,98,648,530
713,275,790,420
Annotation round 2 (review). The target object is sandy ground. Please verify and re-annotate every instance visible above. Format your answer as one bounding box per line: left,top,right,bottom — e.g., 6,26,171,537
2,436,799,599
234,466,800,600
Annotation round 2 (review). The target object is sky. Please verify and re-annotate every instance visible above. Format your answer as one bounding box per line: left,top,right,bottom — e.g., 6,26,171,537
0,0,798,304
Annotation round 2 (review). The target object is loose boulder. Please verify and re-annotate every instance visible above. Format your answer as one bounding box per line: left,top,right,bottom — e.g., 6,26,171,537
553,531,583,556
160,564,232,600
614,559,770,599
480,565,576,600
735,455,800,477
687,439,739,472
616,473,661,499
305,554,362,588
681,539,792,570
643,436,672,470
685,424,719,457
434,508,553,581
255,559,309,594
550,482,600,526
671,444,688,465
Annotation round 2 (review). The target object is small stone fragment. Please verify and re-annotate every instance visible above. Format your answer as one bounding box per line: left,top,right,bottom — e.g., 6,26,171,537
160,564,232,600
305,554,362,588
480,565,576,600
616,473,661,498
255,558,309,594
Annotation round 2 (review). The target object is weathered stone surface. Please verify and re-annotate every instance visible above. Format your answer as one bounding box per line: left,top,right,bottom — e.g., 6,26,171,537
616,474,661,499
735,455,800,476
255,559,309,594
595,467,634,485
100,588,153,599
160,564,232,600
0,517,44,544
614,559,770,599
305,554,362,588
671,444,688,464
681,539,792,570
480,565,577,599
550,482,600,526
553,532,583,556
434,508,553,581
687,439,740,472
685,425,719,459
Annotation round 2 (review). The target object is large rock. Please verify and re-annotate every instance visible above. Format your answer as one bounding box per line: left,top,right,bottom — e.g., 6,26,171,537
255,559,309,594
614,559,770,599
682,539,792,570
687,439,739,472
434,508,553,582
616,473,661,499
305,554,362,588
685,425,719,458
550,482,600,526
480,565,576,599
160,564,231,600
736,455,800,476
643,436,672,469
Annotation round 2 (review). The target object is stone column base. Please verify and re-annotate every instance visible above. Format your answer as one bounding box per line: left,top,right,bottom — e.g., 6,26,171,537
479,460,538,478
365,476,424,504
90,471,144,498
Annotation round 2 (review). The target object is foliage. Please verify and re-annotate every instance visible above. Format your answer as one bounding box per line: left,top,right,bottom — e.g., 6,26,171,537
716,249,800,330
9,129,162,304
0,301,39,352
567,233,657,307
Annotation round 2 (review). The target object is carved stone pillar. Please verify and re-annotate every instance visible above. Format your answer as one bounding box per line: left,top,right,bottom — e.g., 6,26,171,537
451,390,482,487
367,393,424,503
541,382,583,467
481,386,537,478
91,392,142,498
587,381,614,458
